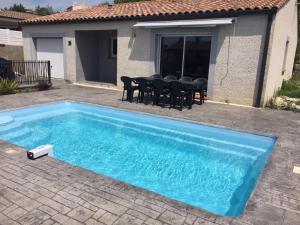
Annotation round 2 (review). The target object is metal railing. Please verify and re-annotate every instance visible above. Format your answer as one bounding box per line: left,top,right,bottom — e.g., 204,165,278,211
0,60,51,85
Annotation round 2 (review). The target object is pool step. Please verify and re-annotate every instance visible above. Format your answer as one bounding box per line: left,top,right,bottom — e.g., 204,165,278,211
1,127,32,141
16,108,76,123
0,116,14,126
0,121,24,133
79,113,264,159
13,131,47,147
81,112,267,153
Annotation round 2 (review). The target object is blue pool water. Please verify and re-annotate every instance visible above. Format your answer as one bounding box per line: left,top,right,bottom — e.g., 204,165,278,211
0,101,276,216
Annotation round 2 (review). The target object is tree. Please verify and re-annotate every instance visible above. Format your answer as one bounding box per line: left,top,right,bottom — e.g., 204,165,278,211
114,0,149,3
9,3,26,12
35,5,55,16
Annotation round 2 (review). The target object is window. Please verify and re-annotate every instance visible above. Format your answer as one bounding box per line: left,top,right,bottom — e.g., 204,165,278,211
183,36,211,78
160,36,184,77
282,37,290,75
159,35,211,79
110,37,117,58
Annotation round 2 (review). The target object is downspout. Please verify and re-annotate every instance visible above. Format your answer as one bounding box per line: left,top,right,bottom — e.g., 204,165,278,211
255,10,277,107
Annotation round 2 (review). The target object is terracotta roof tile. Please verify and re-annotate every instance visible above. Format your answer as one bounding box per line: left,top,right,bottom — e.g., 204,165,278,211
0,10,39,20
21,0,289,25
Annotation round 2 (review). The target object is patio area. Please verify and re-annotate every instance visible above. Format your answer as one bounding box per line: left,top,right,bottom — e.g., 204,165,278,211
0,80,299,225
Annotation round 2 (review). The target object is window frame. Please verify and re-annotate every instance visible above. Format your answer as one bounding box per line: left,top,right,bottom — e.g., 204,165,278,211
282,37,290,75
156,34,212,78
110,37,117,58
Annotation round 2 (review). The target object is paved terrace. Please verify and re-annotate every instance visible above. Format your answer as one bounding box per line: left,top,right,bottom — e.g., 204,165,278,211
0,80,299,225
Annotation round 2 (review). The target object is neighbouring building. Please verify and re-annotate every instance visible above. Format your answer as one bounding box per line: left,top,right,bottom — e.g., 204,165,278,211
20,0,298,106
66,3,88,12
0,10,38,60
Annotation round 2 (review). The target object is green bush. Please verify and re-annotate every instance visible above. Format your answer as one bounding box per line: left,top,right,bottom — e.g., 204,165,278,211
278,76,300,98
0,78,18,95
278,89,300,98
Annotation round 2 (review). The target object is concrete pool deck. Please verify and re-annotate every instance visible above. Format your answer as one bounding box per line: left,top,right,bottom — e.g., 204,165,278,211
0,80,299,225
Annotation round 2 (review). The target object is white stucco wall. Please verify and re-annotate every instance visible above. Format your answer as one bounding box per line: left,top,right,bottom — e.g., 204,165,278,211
262,0,298,105
22,13,275,106
211,15,268,105
22,20,154,84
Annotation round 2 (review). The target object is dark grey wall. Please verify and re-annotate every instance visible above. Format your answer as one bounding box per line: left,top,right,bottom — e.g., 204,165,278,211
76,31,99,81
98,30,117,84
76,30,117,84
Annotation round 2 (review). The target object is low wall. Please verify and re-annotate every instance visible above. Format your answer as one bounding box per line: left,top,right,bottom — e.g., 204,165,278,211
0,45,24,60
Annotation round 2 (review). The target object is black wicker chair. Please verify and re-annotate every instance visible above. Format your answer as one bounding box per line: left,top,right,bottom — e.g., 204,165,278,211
179,76,193,82
120,76,138,102
152,79,170,107
150,74,163,79
193,78,207,105
135,77,153,103
164,75,177,81
169,81,190,110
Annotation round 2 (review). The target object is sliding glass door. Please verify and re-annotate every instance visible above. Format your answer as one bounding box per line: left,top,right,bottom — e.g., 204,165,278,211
160,37,184,78
159,35,211,79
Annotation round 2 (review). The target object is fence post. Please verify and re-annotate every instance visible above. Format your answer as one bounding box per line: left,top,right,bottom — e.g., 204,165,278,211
8,60,14,80
47,61,51,83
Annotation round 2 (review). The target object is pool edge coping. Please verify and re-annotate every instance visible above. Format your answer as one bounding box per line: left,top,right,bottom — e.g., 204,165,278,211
0,99,278,141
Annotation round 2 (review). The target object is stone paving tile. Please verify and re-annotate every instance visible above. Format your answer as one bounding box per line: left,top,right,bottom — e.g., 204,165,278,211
0,196,13,207
0,202,7,212
283,211,300,225
2,204,19,216
0,81,299,225
52,194,79,209
92,209,106,220
0,178,42,200
6,207,28,220
126,209,149,221
158,210,186,225
134,199,165,214
64,218,83,225
144,218,163,225
36,196,71,215
0,212,20,225
67,206,94,222
113,214,144,225
79,193,127,216
56,190,82,203
78,200,99,212
183,213,197,225
85,218,105,225
17,209,50,225
0,188,41,211
39,205,59,216
68,188,83,197
23,182,56,199
193,218,217,225
98,212,118,225
40,219,56,225
51,214,70,224
237,202,285,225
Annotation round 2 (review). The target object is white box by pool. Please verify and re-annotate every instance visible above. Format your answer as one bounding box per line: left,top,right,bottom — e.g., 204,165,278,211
0,101,276,216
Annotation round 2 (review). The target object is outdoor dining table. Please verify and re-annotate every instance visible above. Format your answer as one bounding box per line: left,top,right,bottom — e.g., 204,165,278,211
132,76,203,108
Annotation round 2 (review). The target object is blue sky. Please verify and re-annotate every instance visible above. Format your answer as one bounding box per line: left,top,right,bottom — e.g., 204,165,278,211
0,0,113,11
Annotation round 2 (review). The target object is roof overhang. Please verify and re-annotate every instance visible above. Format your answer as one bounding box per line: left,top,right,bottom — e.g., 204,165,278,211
134,18,236,28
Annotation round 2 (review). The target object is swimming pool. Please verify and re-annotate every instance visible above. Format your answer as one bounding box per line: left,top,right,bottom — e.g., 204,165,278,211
0,101,276,216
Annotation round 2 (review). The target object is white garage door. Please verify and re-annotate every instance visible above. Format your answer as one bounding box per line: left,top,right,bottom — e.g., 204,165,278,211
36,38,64,79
